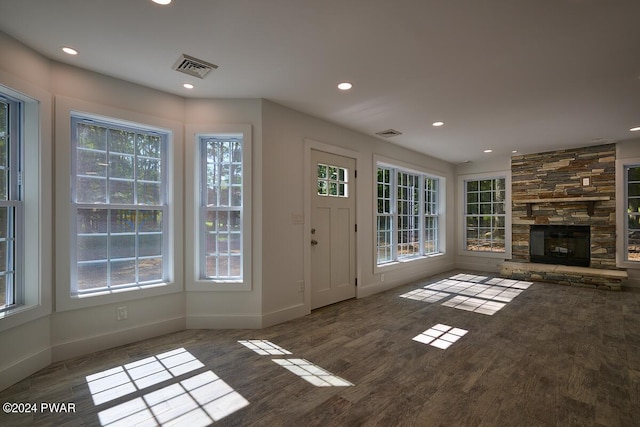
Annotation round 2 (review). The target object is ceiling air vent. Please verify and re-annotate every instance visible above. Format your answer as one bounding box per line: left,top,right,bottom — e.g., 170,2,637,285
375,129,402,138
172,54,218,79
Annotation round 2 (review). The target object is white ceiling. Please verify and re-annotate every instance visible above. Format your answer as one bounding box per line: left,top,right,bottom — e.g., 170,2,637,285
1,0,639,163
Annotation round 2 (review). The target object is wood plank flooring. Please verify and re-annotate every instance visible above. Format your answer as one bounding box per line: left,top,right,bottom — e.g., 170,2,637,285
1,271,640,426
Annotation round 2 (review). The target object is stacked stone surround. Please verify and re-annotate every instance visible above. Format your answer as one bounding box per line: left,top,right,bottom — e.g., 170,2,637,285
505,143,626,290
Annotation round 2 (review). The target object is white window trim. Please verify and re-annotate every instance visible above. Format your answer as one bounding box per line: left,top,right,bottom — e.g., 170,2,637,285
0,76,52,332
185,124,252,292
616,157,640,268
373,155,447,274
457,171,512,259
55,96,182,312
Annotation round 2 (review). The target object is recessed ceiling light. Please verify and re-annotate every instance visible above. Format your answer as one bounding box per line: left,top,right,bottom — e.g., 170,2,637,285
631,126,640,132
61,47,78,55
432,121,444,127
337,82,352,91
512,150,518,153
183,83,194,89
484,149,493,153
152,0,172,5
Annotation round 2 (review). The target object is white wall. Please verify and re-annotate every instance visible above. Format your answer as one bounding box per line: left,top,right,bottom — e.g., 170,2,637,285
183,99,264,328
260,100,456,324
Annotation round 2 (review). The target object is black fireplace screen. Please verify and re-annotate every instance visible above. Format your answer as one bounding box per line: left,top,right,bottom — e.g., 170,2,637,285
529,225,590,267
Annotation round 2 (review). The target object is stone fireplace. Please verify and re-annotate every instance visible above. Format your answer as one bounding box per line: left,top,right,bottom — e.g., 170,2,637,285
501,143,627,290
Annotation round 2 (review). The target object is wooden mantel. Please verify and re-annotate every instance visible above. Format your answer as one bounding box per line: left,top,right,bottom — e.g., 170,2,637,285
513,196,610,217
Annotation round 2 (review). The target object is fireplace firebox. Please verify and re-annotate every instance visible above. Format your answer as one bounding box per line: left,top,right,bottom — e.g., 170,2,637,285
529,225,590,267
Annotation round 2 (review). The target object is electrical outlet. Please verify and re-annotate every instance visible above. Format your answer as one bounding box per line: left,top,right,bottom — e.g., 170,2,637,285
381,274,385,282
298,281,305,293
117,306,128,321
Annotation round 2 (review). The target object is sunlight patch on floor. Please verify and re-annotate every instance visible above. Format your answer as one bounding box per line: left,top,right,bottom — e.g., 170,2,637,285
86,348,249,426
399,289,451,303
239,339,354,387
272,359,353,387
238,340,293,355
412,324,468,349
441,295,506,315
86,348,204,405
399,274,533,316
448,273,489,283
97,370,249,427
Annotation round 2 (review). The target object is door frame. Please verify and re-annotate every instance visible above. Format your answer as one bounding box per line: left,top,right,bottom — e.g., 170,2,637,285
303,139,362,311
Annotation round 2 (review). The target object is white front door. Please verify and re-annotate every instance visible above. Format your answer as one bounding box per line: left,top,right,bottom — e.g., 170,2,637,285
310,149,356,309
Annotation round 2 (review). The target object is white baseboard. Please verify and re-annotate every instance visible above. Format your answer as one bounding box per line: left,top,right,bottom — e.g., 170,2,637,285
186,314,262,329
51,317,185,362
359,262,456,298
261,303,309,328
0,347,51,391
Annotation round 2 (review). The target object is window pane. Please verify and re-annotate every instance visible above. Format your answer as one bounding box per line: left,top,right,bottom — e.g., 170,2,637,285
110,234,135,259
139,258,163,282
629,183,640,197
137,182,161,205
109,154,134,179
77,262,108,291
137,134,161,158
0,207,8,239
109,129,135,154
628,166,640,182
0,275,7,309
77,235,107,261
139,234,162,257
77,123,107,150
78,208,108,234
77,177,107,204
110,259,136,286
0,241,7,272
110,180,135,204
137,158,161,182
139,210,162,232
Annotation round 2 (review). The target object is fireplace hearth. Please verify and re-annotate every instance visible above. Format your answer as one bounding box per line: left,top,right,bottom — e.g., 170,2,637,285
530,225,590,267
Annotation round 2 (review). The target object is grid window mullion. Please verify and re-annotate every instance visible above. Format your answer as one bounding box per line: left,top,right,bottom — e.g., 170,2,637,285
627,166,640,261
202,137,243,280
464,178,505,253
376,166,440,265
72,117,166,293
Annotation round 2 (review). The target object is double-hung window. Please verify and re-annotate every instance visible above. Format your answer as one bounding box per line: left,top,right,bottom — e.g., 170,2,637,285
464,177,506,252
71,115,168,294
0,94,23,311
376,164,441,265
200,135,243,281
625,165,640,262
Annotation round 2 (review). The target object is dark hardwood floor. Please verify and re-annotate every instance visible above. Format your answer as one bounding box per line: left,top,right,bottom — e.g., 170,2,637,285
1,271,639,426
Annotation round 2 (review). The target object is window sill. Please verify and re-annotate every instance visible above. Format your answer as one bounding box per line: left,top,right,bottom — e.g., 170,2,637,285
375,252,445,273
617,260,640,270
73,281,169,299
57,280,181,312
0,302,51,333
187,280,251,292
458,249,510,259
